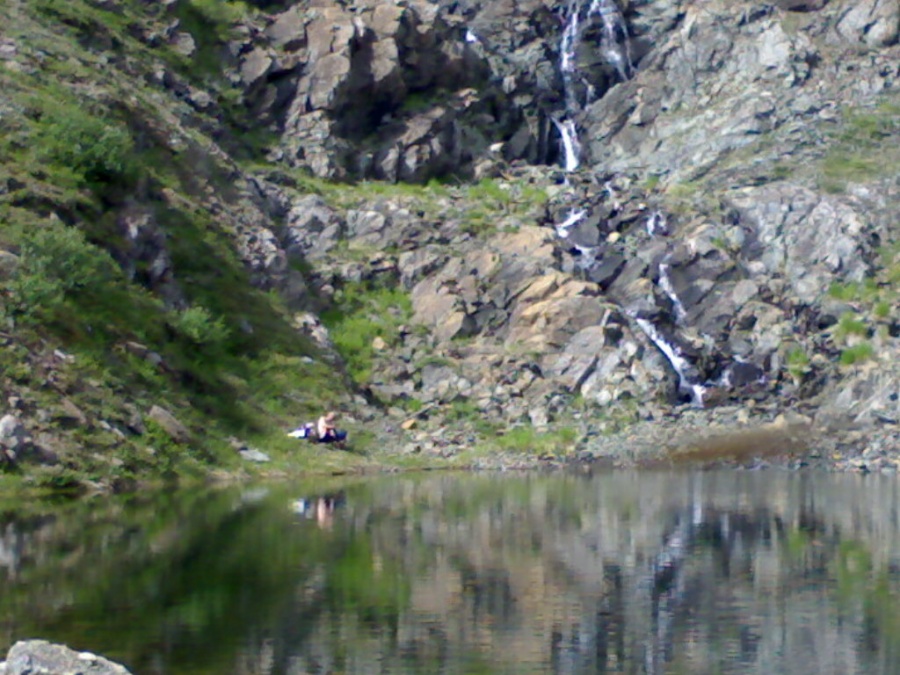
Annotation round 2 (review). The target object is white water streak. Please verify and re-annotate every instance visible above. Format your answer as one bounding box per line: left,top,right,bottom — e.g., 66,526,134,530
555,208,587,238
646,210,668,236
555,0,632,170
552,117,582,172
588,0,633,80
658,263,687,324
634,317,706,407
560,8,579,77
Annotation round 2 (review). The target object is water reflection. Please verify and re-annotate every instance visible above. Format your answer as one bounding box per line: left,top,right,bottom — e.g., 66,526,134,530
1,472,900,674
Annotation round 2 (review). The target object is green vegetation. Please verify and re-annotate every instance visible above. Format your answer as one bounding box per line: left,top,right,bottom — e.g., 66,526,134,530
817,98,900,192
0,1,368,487
823,242,899,371
662,179,713,217
493,425,579,457
785,345,811,384
321,281,413,385
840,342,875,366
460,177,548,236
28,97,136,190
834,312,869,341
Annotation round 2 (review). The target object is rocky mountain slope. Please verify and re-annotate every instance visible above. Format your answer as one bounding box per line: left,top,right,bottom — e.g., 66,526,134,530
1,0,899,487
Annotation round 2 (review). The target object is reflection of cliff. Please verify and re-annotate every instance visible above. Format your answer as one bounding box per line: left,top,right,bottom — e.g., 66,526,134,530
265,473,900,675
2,474,900,674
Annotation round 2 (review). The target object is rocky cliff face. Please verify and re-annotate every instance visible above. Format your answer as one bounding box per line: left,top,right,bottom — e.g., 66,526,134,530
251,0,899,458
1,0,898,478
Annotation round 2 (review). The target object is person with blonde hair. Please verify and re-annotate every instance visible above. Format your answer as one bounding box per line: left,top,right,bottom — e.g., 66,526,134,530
316,411,347,444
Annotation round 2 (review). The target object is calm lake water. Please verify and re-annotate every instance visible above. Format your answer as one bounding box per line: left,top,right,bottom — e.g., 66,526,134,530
2,471,900,675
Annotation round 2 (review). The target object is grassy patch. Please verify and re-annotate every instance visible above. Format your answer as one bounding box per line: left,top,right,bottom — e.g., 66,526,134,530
321,282,413,385
785,345,811,384
840,342,875,366
816,99,900,192
834,313,869,341
493,425,580,457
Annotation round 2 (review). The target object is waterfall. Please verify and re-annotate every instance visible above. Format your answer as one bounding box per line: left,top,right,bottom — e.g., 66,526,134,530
554,0,632,171
551,117,582,172
633,317,707,407
658,261,687,324
555,208,587,238
547,0,713,410
588,0,633,81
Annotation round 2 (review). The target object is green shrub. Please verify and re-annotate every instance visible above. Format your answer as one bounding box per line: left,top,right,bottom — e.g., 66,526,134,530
785,346,810,382
840,343,875,366
188,0,247,30
176,0,250,45
173,306,230,348
4,221,119,321
30,99,135,187
321,283,412,385
834,313,868,341
874,300,892,320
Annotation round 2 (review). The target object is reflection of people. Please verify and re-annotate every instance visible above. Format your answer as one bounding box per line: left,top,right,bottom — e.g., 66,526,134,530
316,411,347,445
316,497,333,529
291,492,345,529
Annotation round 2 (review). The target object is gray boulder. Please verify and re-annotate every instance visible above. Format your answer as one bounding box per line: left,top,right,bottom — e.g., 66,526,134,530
4,640,133,675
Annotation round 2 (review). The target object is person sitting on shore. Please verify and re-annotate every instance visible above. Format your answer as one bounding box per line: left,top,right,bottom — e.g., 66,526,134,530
316,411,347,445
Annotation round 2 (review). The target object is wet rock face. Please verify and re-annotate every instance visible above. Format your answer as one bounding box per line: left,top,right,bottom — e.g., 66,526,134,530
243,0,659,180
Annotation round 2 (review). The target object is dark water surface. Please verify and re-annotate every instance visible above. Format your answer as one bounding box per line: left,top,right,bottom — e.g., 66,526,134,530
2,471,900,675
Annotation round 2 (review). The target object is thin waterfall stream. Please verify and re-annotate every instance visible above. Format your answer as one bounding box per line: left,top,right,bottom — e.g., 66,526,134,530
549,0,710,407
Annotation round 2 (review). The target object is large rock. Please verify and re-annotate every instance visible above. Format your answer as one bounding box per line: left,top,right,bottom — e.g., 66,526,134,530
833,0,900,47
3,640,133,675
266,0,497,181
585,3,815,181
726,185,874,304
0,249,18,280
283,194,345,259
147,405,191,444
0,415,27,461
506,273,610,350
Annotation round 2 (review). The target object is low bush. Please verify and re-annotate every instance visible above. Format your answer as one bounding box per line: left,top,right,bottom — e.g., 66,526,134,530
4,220,121,322
29,98,135,188
321,282,413,385
840,342,875,366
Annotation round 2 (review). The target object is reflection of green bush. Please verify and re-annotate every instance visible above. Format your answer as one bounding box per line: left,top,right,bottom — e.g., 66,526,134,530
328,538,410,623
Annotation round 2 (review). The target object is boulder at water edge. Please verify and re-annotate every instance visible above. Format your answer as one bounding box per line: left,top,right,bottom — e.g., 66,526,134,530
2,640,133,675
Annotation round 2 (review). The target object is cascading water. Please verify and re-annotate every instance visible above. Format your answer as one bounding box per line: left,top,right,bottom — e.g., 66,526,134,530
658,260,688,324
548,1,711,409
589,0,634,81
553,0,632,171
632,316,707,407
555,209,587,238
551,118,583,172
